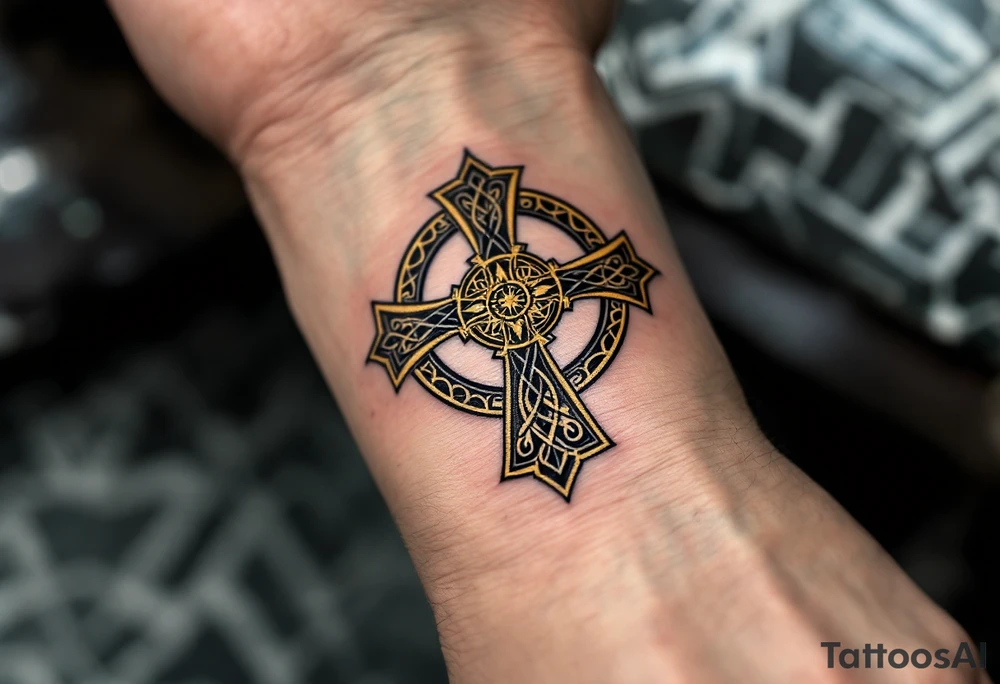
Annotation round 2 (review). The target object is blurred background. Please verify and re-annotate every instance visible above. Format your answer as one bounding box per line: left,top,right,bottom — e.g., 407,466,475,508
0,0,996,682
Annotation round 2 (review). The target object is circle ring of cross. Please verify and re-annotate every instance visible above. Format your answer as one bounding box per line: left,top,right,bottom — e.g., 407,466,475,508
369,152,657,500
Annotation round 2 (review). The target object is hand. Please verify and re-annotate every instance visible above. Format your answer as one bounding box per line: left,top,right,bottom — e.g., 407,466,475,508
108,2,989,682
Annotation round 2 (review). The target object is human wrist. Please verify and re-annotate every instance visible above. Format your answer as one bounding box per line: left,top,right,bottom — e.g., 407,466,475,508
232,15,790,576
227,23,806,679
232,18,595,191
425,414,790,682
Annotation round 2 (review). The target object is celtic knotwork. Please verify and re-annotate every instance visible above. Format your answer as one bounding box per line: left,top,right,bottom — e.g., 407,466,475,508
503,343,613,498
369,151,657,500
417,357,499,412
371,298,462,387
432,154,520,259
400,193,630,417
557,235,656,309
457,250,563,350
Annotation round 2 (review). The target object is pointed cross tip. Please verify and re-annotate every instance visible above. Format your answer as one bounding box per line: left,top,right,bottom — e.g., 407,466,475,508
549,478,575,502
529,470,577,502
456,150,522,181
458,150,493,178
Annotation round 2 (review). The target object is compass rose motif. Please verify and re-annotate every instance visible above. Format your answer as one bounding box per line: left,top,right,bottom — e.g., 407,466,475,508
369,152,657,500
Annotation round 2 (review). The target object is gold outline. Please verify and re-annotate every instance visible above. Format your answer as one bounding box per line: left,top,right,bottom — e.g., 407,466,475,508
456,251,564,352
368,298,461,389
430,151,521,256
502,342,612,499
371,153,658,500
556,233,657,311
397,191,630,416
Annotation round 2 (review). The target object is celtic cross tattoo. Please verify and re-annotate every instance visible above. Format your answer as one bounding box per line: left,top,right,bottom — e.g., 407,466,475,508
369,152,657,501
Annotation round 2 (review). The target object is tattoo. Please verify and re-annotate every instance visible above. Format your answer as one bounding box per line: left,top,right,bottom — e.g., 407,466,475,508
369,151,657,501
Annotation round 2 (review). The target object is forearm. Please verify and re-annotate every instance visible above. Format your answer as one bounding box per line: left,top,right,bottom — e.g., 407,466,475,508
234,36,793,678
101,3,988,680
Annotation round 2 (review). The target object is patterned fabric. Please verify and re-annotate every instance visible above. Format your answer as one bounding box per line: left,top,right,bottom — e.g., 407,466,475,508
599,0,1000,364
0,306,446,684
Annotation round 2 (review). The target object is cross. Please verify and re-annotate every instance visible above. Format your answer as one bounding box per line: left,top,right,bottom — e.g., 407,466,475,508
369,152,657,500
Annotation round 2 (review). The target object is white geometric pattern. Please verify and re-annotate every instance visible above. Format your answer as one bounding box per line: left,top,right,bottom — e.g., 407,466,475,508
600,0,1000,360
0,316,444,683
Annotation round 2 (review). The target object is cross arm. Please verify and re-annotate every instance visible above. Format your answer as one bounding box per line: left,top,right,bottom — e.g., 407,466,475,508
430,151,522,259
555,232,658,310
502,341,613,500
369,297,462,389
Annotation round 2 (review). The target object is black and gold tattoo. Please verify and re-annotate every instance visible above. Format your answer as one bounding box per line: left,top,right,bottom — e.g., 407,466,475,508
369,152,657,500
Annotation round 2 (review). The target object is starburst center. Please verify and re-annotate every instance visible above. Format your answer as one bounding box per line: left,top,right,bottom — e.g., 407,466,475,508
500,291,522,311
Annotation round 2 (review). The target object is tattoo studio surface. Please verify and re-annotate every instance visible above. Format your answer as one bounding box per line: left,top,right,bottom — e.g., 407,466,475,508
369,152,657,501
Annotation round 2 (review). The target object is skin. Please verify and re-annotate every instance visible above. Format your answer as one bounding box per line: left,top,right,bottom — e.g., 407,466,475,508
107,1,989,682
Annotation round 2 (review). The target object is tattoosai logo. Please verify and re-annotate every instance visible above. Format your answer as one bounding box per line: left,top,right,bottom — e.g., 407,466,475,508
822,641,988,671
